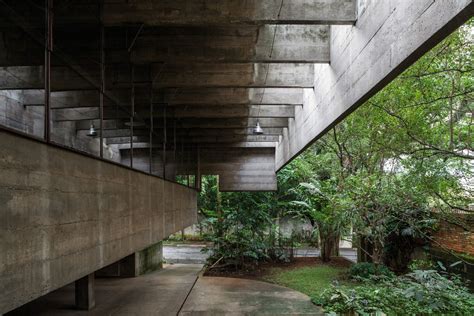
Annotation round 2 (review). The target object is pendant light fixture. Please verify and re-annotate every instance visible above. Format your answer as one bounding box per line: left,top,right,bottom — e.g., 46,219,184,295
253,120,264,134
87,122,97,137
253,2,283,136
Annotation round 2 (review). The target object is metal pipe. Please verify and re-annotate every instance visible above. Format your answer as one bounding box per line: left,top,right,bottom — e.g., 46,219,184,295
149,79,153,174
163,103,167,179
99,1,105,158
44,0,53,142
127,23,144,53
130,64,134,168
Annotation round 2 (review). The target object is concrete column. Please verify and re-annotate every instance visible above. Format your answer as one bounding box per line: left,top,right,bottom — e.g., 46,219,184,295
96,242,163,278
75,274,95,310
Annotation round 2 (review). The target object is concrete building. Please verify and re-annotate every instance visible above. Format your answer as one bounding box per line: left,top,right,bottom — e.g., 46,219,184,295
0,0,472,313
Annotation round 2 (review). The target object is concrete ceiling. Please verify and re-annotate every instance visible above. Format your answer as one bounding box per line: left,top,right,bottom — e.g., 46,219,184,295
0,0,357,151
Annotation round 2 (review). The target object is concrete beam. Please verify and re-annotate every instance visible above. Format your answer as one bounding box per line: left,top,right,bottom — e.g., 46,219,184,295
0,63,314,90
199,147,277,191
276,0,474,170
52,105,296,121
125,25,329,63
163,88,304,106
80,127,284,138
103,0,357,26
152,63,315,88
106,135,280,145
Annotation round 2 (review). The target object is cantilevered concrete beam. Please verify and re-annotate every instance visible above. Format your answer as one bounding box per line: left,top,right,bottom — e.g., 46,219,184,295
103,0,357,26
276,0,474,170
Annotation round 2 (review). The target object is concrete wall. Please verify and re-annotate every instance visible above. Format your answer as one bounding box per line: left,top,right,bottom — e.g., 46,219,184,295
276,0,474,170
0,131,198,314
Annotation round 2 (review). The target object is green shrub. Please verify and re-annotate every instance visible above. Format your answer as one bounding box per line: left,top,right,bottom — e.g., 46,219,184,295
315,270,474,315
349,262,394,280
408,259,434,271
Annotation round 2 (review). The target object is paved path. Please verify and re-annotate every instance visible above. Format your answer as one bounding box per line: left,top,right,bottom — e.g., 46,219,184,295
9,264,323,315
164,243,357,264
10,264,203,316
179,277,323,315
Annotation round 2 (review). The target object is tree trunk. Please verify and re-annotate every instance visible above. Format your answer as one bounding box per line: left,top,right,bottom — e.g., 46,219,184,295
319,227,340,262
372,240,384,265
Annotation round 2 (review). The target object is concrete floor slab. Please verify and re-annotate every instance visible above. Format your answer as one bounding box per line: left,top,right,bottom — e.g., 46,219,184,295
179,277,323,315
8,264,323,316
7,264,203,316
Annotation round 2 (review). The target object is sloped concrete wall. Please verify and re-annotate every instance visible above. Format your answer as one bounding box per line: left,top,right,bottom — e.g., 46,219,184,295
0,130,198,314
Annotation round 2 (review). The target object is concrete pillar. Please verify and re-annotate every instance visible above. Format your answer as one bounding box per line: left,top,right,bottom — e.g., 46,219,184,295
96,242,163,278
75,273,95,310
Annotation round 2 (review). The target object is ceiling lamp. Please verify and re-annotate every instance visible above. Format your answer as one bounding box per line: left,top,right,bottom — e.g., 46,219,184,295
87,123,97,137
253,120,264,135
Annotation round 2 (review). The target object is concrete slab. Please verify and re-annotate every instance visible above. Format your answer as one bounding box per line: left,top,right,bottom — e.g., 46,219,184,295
179,277,323,315
7,264,203,316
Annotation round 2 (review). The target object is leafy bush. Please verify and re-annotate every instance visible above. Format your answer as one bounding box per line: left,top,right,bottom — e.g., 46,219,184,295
315,270,474,315
408,259,434,272
349,263,394,280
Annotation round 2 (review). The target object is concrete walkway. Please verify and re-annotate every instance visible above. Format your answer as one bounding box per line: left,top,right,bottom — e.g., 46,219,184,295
8,264,323,315
9,264,202,316
179,277,323,315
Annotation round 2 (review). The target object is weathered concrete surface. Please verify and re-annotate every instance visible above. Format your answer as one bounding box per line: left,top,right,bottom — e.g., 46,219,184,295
96,242,164,277
180,277,323,315
5,264,323,315
0,131,198,314
103,0,357,26
276,0,474,170
200,147,277,191
5,264,203,316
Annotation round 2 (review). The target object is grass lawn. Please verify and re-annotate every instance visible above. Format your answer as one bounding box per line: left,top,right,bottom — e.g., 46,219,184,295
263,264,348,298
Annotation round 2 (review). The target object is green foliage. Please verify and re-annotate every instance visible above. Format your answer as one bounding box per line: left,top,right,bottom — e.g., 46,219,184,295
349,263,394,280
316,270,474,315
199,21,473,274
408,259,435,272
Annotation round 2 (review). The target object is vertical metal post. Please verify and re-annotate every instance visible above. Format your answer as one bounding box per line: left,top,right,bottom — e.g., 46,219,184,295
186,144,190,187
197,146,201,190
174,120,177,180
130,64,134,168
149,82,153,174
163,104,167,179
99,1,105,158
44,0,53,142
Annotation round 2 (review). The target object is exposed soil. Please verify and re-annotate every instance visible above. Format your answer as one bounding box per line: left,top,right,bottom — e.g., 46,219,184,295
203,256,352,280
